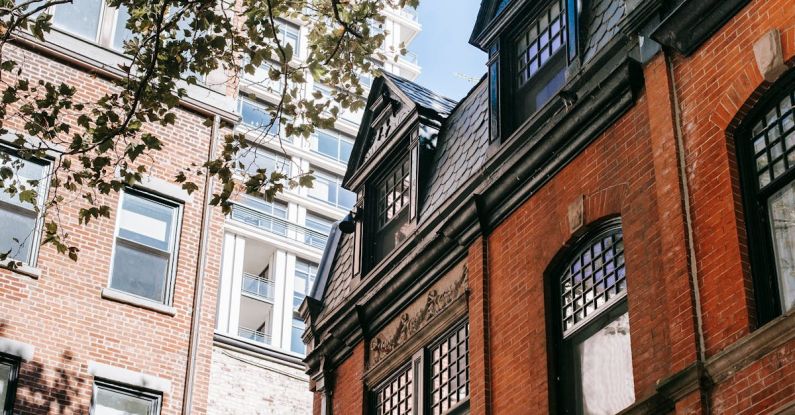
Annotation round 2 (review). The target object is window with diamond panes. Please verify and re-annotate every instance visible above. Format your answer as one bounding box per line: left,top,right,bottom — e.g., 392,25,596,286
516,0,566,87
751,90,795,189
430,323,470,415
374,365,413,415
377,158,411,229
561,226,626,335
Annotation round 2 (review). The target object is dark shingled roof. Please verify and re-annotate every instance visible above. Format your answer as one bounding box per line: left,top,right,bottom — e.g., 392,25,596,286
583,0,626,61
316,76,489,318
420,78,489,217
384,72,458,118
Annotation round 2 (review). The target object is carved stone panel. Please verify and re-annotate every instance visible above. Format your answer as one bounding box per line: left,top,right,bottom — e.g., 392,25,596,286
369,260,468,367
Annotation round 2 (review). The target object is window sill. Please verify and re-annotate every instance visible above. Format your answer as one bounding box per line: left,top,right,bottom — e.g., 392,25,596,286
0,259,41,279
101,288,176,316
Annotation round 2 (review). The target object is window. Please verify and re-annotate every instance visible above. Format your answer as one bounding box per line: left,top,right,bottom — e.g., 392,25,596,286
553,220,634,415
513,0,568,120
371,321,469,415
371,157,411,265
231,196,288,237
310,130,354,163
109,190,181,304
237,146,290,177
91,380,161,415
0,149,49,265
304,213,331,249
308,168,355,209
0,354,19,415
111,6,132,50
488,44,500,142
239,99,281,136
290,317,306,354
293,259,317,311
738,82,795,321
277,23,300,58
52,0,103,41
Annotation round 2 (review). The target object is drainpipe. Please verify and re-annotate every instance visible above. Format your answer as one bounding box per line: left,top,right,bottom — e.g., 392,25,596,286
665,52,709,410
182,114,220,414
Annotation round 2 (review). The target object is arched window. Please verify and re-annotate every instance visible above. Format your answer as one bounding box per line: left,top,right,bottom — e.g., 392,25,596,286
552,218,634,415
737,80,795,324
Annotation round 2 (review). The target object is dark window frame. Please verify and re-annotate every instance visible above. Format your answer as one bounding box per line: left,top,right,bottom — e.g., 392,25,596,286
736,73,795,325
0,353,20,415
547,217,633,415
364,152,412,273
89,379,162,415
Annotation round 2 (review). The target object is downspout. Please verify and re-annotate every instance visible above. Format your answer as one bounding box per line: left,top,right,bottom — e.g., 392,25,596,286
665,53,709,409
182,114,220,414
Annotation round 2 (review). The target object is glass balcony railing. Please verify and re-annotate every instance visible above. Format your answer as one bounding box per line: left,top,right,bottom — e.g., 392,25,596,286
238,327,272,344
400,7,418,21
242,273,275,301
230,202,329,249
400,51,419,65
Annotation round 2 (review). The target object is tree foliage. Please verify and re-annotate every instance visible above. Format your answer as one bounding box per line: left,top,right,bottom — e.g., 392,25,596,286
0,0,416,263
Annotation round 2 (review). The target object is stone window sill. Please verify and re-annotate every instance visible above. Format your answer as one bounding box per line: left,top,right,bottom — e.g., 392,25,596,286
0,259,41,279
101,288,176,316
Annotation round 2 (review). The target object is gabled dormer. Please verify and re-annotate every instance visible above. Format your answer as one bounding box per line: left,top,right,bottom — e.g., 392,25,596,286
342,73,457,277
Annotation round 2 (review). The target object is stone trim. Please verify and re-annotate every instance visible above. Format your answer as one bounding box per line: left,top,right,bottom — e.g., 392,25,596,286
0,259,41,279
213,332,305,370
101,288,177,316
0,337,35,362
87,361,171,394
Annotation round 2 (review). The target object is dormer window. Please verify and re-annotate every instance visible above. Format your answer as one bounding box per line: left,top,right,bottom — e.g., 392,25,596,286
372,157,411,265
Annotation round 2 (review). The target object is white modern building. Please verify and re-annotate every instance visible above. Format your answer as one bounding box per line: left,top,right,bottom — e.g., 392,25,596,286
207,6,422,414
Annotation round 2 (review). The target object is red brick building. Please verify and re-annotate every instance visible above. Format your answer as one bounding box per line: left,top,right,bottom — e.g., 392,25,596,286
302,0,795,414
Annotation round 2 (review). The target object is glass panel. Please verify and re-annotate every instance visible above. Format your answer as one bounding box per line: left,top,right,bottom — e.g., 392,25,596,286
577,313,634,415
239,100,279,134
375,365,413,415
0,153,48,209
340,139,353,163
53,0,103,41
516,0,566,86
110,242,169,302
293,259,317,309
315,131,339,159
768,181,795,311
118,194,175,252
0,204,37,263
112,6,133,51
237,147,289,176
430,324,469,415
94,387,153,415
0,362,11,406
290,318,305,353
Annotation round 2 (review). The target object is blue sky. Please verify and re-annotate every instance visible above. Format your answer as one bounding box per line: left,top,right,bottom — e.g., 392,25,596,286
411,0,486,101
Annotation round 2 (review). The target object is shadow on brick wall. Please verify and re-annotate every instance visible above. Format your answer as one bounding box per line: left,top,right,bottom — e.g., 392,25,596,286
1,321,89,413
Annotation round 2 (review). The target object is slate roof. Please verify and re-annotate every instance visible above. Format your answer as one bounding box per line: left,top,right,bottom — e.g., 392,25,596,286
316,76,489,318
583,0,626,61
420,78,489,217
384,73,458,118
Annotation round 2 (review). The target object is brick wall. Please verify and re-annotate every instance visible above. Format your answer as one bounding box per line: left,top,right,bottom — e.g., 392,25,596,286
0,43,225,414
207,346,313,414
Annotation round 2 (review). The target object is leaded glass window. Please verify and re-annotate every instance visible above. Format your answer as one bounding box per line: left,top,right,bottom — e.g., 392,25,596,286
377,158,411,229
516,0,566,86
374,365,413,415
561,226,625,335
430,323,470,415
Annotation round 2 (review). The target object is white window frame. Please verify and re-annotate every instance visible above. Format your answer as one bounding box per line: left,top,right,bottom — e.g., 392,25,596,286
0,145,51,267
90,379,162,415
107,188,183,306
47,0,128,50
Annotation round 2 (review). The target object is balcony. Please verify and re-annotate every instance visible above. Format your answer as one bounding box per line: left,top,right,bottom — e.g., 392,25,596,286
242,273,275,302
238,327,272,345
400,7,418,22
230,202,329,249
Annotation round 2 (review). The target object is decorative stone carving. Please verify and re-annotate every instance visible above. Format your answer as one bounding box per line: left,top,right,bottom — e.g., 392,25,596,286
369,263,468,365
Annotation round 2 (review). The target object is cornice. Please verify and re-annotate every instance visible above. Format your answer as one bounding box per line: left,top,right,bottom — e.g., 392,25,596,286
650,0,752,56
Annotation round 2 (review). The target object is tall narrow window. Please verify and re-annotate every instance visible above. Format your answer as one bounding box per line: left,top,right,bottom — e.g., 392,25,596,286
109,190,181,304
371,157,411,265
374,364,413,415
738,83,795,321
91,380,161,415
0,354,19,415
0,149,49,265
513,0,568,121
488,43,500,142
430,323,470,415
291,259,316,354
554,219,634,415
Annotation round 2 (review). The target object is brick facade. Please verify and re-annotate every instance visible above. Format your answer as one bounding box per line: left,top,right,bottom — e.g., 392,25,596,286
306,0,795,414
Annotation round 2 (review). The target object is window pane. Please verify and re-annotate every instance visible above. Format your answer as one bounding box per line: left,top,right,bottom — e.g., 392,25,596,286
0,153,48,209
0,206,37,263
291,318,305,354
0,362,11,407
340,139,353,163
769,181,795,311
110,242,169,302
118,194,175,252
53,0,103,41
95,387,154,415
375,365,413,415
430,324,469,415
293,259,317,309
577,312,634,415
316,132,339,159
112,6,133,51
240,100,279,135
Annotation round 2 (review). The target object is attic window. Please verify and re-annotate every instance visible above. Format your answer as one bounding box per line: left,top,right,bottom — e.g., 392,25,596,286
369,156,412,268
377,158,411,229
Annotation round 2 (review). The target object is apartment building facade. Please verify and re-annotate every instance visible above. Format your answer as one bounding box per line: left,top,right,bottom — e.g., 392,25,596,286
0,2,419,415
303,0,795,414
